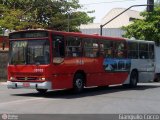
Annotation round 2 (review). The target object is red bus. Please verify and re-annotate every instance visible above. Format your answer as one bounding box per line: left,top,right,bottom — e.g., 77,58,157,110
7,30,155,93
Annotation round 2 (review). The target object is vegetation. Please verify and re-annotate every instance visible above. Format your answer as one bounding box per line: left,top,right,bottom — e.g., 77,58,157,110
122,3,160,44
0,0,94,32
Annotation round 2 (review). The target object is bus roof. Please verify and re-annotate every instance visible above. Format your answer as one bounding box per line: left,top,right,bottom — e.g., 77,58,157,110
51,30,125,41
9,29,155,43
9,29,125,41
126,39,155,44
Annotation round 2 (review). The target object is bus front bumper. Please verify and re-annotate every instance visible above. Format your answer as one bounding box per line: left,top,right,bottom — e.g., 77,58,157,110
7,81,52,90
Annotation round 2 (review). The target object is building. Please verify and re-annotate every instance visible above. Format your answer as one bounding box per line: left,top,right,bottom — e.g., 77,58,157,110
80,8,143,37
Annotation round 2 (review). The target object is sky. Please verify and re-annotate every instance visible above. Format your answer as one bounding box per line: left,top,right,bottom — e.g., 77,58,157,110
79,0,147,23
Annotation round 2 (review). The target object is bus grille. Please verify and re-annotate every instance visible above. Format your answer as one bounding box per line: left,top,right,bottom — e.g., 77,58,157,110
16,77,37,81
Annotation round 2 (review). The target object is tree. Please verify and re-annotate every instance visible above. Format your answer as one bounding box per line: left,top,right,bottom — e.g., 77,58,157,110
0,0,94,31
122,3,160,44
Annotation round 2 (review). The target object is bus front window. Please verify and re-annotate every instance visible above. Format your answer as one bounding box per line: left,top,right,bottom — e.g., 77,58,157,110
10,40,50,65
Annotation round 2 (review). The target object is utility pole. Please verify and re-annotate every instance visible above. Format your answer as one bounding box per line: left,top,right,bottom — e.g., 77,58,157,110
147,0,154,12
67,13,70,32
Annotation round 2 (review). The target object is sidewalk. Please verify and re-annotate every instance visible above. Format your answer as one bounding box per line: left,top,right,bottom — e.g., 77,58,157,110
0,82,7,85
0,79,7,85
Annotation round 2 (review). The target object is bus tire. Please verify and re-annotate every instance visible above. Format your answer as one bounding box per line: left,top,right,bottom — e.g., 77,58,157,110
73,73,84,93
154,74,160,82
36,89,47,94
129,71,138,87
154,78,160,82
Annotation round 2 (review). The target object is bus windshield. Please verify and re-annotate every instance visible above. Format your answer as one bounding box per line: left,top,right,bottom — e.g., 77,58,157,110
9,40,50,65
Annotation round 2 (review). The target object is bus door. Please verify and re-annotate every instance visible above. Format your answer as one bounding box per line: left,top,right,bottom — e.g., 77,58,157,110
52,34,70,89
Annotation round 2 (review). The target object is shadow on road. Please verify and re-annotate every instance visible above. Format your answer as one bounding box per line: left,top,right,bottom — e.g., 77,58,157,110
11,83,160,99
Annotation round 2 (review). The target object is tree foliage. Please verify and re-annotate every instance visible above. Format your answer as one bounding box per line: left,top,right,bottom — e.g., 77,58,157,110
0,0,94,31
122,4,160,43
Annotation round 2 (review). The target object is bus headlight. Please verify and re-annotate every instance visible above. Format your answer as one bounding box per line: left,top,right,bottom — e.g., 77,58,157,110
10,77,15,80
39,77,46,80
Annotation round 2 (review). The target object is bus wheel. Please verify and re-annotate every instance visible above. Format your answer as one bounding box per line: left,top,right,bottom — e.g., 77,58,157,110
73,74,84,93
36,89,47,94
129,71,138,87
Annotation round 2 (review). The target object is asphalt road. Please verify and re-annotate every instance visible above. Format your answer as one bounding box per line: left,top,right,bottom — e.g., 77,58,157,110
0,83,160,114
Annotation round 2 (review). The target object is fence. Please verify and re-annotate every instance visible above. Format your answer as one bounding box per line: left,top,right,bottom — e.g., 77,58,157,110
0,51,8,81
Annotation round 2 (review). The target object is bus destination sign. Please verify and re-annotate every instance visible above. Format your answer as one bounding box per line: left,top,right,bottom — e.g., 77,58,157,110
9,31,49,39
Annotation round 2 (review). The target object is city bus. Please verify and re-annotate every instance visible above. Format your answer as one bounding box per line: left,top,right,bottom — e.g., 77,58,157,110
7,29,155,93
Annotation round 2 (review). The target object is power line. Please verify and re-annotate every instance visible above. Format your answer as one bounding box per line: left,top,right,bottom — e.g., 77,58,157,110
82,0,137,6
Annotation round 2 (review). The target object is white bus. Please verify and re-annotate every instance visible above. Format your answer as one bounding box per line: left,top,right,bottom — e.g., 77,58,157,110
123,39,155,86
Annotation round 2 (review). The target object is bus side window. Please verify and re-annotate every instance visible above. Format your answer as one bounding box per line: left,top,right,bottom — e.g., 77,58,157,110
99,40,113,58
149,44,154,59
127,41,138,59
66,36,81,57
52,34,65,57
83,38,99,58
139,43,149,59
99,43,104,57
115,41,126,58
93,42,99,57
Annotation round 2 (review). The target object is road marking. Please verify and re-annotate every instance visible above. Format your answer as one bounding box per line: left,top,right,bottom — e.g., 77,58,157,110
0,98,44,106
0,98,61,106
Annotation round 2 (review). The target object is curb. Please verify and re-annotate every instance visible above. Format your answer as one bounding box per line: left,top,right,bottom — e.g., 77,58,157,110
0,82,7,85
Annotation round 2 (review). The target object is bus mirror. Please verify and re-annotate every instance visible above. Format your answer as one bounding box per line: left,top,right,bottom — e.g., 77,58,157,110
53,57,64,64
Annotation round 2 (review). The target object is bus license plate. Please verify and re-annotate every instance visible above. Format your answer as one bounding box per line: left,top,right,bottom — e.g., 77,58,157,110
23,83,30,87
